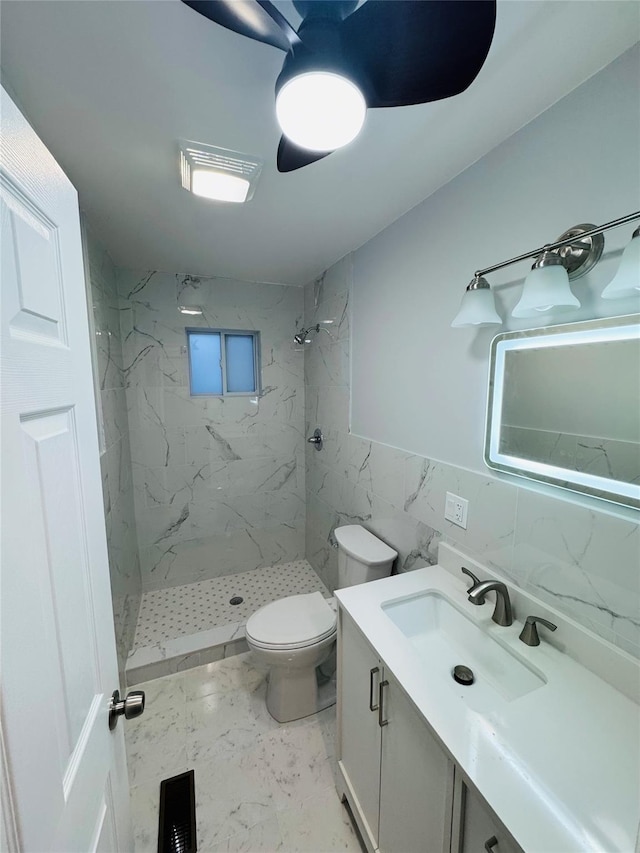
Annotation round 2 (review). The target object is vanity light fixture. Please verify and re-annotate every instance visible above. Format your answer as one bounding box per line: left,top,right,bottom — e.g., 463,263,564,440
601,225,640,300
512,250,579,318
179,139,262,203
451,211,640,328
451,276,501,327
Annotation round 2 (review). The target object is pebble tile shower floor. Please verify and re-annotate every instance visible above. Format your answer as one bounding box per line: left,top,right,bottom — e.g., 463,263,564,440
134,560,330,647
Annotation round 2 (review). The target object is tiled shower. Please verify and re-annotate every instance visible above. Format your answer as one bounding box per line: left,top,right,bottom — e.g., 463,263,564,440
86,252,332,683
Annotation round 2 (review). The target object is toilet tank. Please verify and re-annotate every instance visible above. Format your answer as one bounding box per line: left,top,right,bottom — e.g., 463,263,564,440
334,525,398,589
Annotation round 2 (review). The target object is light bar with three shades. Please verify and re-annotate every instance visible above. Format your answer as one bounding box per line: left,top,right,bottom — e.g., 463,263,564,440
451,211,640,328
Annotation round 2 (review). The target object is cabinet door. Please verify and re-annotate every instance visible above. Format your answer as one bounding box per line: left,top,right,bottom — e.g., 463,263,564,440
461,784,522,853
339,612,383,846
378,671,453,853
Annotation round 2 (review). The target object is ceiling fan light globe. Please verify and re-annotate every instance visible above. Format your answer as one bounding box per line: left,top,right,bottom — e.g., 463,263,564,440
276,71,366,152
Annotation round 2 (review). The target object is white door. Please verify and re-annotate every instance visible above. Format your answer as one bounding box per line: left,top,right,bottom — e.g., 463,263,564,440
0,86,133,852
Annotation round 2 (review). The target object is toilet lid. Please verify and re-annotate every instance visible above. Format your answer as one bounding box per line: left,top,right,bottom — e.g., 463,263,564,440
334,525,398,566
246,592,337,648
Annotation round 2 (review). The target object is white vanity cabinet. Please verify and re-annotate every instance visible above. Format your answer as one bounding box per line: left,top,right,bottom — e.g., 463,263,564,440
454,781,523,853
338,610,454,853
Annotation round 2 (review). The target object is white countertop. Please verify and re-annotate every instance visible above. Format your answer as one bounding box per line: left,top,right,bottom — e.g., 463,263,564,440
335,546,640,853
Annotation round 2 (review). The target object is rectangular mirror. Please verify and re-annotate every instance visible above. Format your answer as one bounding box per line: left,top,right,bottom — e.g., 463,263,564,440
485,314,640,508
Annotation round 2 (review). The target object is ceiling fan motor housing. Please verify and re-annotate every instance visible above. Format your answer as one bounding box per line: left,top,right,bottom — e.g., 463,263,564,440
275,5,364,97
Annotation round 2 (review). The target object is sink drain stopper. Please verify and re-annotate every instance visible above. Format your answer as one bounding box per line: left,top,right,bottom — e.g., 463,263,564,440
452,665,475,686
229,596,243,606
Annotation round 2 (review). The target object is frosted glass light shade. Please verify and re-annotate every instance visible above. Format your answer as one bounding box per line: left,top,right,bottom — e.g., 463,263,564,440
191,169,250,203
276,72,366,152
451,284,501,327
601,232,640,300
512,263,579,318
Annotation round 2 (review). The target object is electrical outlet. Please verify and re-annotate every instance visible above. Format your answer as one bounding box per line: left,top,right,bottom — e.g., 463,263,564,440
445,492,469,529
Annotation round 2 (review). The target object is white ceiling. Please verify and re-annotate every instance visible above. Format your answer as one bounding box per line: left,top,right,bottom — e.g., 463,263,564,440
1,1,638,285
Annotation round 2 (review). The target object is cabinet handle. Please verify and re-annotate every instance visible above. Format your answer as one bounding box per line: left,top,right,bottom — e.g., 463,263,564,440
369,667,380,711
484,837,499,852
378,680,389,727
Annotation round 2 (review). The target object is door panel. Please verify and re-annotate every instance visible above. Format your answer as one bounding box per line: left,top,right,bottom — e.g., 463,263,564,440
378,670,453,853
338,612,383,846
461,784,522,853
2,184,64,341
1,85,132,852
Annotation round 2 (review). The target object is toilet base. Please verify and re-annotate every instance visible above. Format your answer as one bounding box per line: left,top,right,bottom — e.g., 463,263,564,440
260,642,337,723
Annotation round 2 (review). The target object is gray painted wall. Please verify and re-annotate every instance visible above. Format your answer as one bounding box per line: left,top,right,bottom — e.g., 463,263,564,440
350,45,640,470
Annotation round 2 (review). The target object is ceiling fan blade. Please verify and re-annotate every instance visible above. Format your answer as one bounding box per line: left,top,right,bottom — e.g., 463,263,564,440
181,0,300,51
277,137,330,172
341,0,497,108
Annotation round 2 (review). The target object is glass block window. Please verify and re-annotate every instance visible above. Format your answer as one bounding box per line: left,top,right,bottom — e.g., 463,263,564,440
187,329,260,396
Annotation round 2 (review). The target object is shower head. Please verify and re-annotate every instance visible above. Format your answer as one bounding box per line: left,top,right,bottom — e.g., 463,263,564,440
293,322,334,345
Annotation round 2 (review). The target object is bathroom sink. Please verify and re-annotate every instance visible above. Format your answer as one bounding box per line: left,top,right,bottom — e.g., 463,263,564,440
382,591,545,701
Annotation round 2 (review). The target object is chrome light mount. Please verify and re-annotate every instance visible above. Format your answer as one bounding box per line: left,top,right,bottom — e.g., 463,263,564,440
552,223,605,280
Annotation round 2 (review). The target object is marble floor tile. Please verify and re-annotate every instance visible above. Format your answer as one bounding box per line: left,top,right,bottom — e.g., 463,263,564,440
209,815,286,852
129,779,160,853
181,653,267,701
278,786,363,852
126,651,358,853
185,690,268,764
256,720,336,811
127,734,188,789
193,748,277,848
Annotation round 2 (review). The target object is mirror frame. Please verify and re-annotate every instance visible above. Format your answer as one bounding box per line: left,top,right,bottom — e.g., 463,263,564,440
485,313,640,509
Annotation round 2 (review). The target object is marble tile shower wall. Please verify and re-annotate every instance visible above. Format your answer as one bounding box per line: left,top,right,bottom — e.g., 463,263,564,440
304,256,640,659
85,228,142,682
118,269,305,592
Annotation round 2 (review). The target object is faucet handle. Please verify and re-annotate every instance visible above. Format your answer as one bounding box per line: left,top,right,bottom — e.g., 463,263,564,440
461,566,481,589
519,615,557,647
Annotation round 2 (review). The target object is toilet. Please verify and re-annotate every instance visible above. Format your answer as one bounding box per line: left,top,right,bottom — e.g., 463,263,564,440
246,525,397,722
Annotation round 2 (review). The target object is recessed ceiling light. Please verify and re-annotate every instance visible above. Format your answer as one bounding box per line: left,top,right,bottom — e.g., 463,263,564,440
180,140,262,203
178,306,203,315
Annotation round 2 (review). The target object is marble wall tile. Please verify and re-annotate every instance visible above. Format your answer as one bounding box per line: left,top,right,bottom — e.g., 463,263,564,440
119,268,305,589
303,255,640,659
84,225,142,686
513,490,640,654
403,456,517,576
347,438,409,509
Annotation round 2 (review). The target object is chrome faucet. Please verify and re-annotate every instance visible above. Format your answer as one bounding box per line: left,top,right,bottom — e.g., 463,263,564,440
461,567,513,627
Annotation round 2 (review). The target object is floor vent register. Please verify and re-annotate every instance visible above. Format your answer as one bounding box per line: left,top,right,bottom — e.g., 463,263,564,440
158,770,196,853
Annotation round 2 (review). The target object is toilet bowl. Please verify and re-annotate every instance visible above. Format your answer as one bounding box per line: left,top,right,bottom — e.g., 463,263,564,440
246,525,397,723
246,592,337,722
